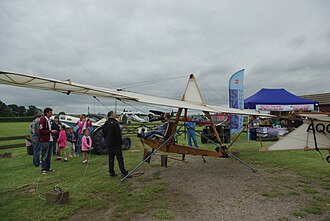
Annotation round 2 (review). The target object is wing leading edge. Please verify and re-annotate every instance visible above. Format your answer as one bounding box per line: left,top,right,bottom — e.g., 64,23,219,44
0,70,269,117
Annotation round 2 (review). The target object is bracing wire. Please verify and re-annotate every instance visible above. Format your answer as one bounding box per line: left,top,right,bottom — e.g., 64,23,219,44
198,79,224,103
118,99,148,114
93,96,111,111
111,75,187,90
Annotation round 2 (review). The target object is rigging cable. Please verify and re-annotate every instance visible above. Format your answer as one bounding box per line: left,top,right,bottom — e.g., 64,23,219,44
198,79,224,104
100,75,188,114
111,75,187,90
117,99,148,114
93,96,111,111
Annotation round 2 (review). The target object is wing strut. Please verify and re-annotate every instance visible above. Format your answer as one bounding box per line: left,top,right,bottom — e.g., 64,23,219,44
203,111,223,146
310,119,324,160
226,151,257,173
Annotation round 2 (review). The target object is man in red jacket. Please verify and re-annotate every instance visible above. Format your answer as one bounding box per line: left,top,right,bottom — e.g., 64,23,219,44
39,107,57,174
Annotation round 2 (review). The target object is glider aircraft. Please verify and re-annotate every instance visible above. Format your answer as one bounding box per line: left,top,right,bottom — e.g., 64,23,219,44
0,71,269,172
2,70,327,180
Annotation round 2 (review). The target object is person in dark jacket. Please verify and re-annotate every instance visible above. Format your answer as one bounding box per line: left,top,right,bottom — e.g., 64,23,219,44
102,111,131,178
39,107,57,174
51,115,62,159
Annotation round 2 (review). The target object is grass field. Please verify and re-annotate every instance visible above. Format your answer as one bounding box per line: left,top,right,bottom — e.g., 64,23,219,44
0,122,169,221
0,122,329,220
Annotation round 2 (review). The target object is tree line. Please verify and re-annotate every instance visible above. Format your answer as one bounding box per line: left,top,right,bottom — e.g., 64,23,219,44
0,100,42,117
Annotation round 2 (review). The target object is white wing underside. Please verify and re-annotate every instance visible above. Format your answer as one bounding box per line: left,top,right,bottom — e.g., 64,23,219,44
266,119,330,151
0,70,269,116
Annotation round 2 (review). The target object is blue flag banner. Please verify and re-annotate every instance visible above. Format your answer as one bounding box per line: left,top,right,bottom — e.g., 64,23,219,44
229,69,244,135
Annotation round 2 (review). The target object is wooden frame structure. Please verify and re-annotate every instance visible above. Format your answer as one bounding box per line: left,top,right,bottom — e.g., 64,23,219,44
139,74,229,159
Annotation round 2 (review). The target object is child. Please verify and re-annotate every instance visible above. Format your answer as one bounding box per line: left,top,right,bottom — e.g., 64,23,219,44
57,125,68,162
67,127,76,157
81,129,92,164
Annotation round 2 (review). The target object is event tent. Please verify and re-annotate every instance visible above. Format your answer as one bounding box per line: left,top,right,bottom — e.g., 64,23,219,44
244,88,318,111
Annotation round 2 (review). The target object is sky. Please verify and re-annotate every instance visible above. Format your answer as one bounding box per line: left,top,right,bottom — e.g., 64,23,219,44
0,0,329,114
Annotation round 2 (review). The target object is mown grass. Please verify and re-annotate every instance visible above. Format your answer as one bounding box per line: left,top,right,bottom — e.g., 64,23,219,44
0,122,31,137
0,145,170,221
0,122,30,145
0,122,171,221
0,122,329,220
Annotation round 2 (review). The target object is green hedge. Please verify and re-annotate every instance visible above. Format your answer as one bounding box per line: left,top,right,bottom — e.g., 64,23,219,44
0,117,34,122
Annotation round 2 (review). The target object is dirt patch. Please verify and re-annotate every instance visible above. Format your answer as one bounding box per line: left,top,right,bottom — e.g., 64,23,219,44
68,207,116,221
157,155,329,221
68,155,330,221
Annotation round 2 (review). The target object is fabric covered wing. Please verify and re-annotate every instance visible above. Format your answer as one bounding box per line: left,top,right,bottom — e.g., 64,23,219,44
0,70,135,101
266,120,330,151
0,70,269,116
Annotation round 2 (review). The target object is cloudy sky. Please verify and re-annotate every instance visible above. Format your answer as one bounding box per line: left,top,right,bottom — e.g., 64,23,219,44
0,0,329,114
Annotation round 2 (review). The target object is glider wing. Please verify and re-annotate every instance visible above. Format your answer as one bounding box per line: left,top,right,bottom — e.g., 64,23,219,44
0,70,270,117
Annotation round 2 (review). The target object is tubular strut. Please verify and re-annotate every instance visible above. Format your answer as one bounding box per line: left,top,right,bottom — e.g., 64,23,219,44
227,152,256,173
310,119,324,160
121,124,184,182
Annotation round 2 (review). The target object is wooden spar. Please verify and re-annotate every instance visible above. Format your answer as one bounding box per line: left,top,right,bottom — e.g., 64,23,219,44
183,108,188,143
173,108,183,129
142,138,224,158
183,108,188,120
203,111,223,146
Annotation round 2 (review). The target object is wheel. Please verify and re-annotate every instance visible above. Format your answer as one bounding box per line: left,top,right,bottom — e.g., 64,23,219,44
326,155,330,163
122,136,131,150
92,128,131,153
92,128,108,154
201,136,207,144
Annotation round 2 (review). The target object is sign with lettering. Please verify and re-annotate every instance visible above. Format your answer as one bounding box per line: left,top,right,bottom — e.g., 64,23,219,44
256,104,314,111
229,69,244,134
